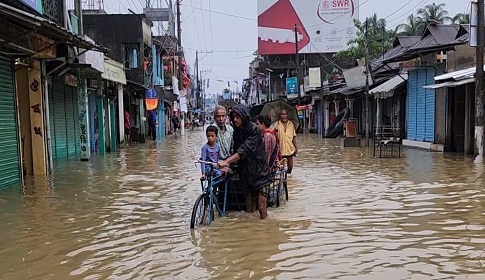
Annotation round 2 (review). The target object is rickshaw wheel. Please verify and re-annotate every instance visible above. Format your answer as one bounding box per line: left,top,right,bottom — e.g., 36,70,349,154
190,194,212,228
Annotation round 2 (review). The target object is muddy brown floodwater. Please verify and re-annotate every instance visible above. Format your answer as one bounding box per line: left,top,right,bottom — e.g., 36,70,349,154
1,130,485,280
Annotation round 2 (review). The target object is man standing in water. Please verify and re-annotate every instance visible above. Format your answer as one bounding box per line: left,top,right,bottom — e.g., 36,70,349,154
274,108,298,174
218,105,272,219
213,105,233,160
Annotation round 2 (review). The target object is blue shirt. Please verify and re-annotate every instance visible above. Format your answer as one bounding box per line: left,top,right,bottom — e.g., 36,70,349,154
201,143,220,174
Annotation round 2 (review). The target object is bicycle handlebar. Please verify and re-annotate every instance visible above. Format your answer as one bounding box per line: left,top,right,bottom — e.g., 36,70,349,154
196,159,218,166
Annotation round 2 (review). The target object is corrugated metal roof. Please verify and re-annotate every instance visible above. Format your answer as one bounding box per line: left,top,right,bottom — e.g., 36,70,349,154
0,3,108,52
434,66,480,81
369,74,408,94
395,36,420,48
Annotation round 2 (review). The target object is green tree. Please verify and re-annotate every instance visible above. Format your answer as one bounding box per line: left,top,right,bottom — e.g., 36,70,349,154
396,14,425,36
334,14,394,60
417,2,451,23
453,13,470,24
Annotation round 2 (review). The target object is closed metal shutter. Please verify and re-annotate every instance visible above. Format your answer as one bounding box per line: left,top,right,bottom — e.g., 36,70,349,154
64,86,77,157
50,80,68,159
407,70,417,140
424,68,436,142
0,55,21,188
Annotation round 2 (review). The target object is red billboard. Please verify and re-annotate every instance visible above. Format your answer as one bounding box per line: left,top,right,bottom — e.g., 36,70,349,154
258,0,359,55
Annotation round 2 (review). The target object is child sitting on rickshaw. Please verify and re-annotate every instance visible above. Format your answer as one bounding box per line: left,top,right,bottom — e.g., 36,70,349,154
200,126,223,179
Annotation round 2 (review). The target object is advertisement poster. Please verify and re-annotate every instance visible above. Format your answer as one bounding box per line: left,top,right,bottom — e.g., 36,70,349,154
286,77,298,96
258,0,359,55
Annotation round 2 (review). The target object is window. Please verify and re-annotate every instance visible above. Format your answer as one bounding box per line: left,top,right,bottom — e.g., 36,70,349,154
123,43,139,69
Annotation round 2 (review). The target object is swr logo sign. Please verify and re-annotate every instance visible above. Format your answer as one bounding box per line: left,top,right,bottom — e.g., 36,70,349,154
317,0,355,24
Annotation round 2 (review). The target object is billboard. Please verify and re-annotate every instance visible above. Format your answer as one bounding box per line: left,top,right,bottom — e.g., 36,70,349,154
286,77,298,95
258,0,359,55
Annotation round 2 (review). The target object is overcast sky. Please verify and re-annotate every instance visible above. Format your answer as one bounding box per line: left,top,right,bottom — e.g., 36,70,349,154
102,0,470,95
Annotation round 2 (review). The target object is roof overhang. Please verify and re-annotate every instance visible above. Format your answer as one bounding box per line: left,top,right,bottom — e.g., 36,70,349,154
0,3,108,53
423,78,475,89
370,74,408,99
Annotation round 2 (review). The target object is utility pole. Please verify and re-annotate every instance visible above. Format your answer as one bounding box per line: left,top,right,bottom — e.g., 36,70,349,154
364,18,370,147
475,0,485,164
196,51,199,109
294,23,301,105
176,0,185,135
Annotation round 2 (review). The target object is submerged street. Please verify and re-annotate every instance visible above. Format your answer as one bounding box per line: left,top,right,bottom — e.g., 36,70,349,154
2,130,485,279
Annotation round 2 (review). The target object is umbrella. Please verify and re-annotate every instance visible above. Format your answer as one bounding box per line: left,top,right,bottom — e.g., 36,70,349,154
260,99,300,130
249,104,264,117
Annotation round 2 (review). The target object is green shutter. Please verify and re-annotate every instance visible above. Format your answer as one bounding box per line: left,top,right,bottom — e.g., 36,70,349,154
0,55,21,188
51,80,68,159
64,87,76,158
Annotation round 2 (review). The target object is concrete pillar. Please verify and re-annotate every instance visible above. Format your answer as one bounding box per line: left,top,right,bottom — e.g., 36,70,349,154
396,96,401,134
109,98,116,152
156,99,165,141
139,99,146,139
117,84,125,145
28,60,47,175
96,97,105,155
465,85,471,154
376,98,382,136
346,98,355,118
324,101,330,135
78,78,90,161
334,99,340,114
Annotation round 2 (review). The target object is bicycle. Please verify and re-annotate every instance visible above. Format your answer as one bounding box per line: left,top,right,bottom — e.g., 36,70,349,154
190,160,229,229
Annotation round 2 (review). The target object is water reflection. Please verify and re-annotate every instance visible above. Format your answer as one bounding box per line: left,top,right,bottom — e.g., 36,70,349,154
2,132,485,279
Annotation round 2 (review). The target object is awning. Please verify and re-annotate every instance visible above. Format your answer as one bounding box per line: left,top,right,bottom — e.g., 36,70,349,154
423,78,475,89
434,66,478,81
102,57,127,85
369,74,408,99
325,86,363,96
0,3,108,53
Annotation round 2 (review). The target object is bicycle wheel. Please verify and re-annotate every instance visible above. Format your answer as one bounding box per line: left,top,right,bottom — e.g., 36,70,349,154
190,194,211,229
276,178,286,207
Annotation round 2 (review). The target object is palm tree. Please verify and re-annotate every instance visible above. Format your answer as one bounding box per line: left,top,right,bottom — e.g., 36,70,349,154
453,13,470,24
395,14,425,36
417,2,451,23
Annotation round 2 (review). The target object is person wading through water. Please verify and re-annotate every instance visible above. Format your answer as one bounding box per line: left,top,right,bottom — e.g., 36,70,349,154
274,108,298,174
218,105,272,219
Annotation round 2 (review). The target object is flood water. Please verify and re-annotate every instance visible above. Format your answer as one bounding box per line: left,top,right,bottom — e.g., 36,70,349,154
2,130,485,279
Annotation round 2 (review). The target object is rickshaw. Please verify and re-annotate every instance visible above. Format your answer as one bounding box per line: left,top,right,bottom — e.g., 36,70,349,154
190,160,288,229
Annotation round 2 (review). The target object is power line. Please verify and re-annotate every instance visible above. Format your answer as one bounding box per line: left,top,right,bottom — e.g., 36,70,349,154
179,3,256,21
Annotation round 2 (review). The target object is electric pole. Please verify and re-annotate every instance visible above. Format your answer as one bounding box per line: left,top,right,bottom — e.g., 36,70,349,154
294,23,301,105
196,50,199,109
475,0,485,163
176,0,185,135
364,18,370,147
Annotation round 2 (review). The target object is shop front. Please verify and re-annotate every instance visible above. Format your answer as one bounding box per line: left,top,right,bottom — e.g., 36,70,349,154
0,54,21,188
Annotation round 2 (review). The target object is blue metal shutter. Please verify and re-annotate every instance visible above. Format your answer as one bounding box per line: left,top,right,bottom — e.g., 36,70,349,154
407,70,418,140
0,55,21,188
424,68,436,142
416,69,426,141
52,80,68,159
